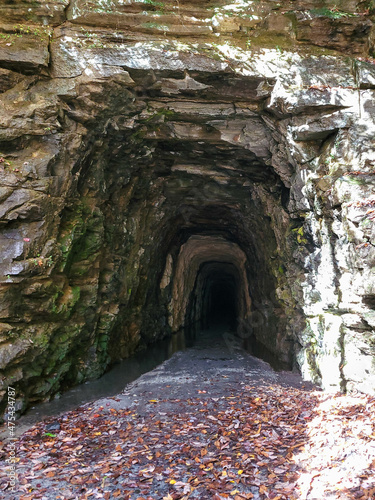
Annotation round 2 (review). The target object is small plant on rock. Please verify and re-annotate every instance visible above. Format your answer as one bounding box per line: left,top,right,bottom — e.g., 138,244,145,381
310,7,356,19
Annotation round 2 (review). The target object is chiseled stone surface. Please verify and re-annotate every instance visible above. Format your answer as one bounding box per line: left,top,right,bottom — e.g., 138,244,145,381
0,0,375,418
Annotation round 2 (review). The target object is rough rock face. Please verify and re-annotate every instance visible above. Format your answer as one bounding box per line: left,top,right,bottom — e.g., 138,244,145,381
0,0,375,417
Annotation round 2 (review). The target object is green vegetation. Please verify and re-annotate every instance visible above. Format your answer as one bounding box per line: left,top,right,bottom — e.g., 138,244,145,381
81,28,105,48
31,255,54,268
50,286,81,317
143,108,174,124
0,33,12,42
325,151,337,165
292,226,308,245
0,154,26,175
0,24,52,46
0,155,12,168
0,33,18,46
71,286,81,305
86,0,115,13
143,0,165,8
141,22,170,31
310,8,356,19
14,24,52,40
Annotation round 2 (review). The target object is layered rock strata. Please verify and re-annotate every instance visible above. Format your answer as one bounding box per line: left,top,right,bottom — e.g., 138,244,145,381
0,0,375,417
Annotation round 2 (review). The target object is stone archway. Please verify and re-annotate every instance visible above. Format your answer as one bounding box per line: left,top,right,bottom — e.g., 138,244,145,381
166,236,250,331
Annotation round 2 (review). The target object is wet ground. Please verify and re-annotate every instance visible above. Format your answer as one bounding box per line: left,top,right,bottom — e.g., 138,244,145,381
91,326,312,418
0,328,190,441
1,325,298,440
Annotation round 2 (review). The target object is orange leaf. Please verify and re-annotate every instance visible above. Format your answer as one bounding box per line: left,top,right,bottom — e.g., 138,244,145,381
259,485,268,495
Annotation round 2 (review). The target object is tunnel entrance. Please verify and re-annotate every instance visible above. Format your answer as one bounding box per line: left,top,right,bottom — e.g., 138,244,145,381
88,67,296,381
166,235,251,334
161,230,293,370
23,64,297,415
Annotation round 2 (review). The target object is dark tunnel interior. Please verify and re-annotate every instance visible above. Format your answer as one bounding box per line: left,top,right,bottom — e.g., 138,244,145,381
187,261,241,333
203,276,237,330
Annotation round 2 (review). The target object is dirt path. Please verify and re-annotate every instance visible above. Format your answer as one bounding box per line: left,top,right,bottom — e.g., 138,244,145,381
1,328,374,499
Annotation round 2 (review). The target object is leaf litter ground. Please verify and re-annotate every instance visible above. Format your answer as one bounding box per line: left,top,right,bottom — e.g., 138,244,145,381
1,329,375,499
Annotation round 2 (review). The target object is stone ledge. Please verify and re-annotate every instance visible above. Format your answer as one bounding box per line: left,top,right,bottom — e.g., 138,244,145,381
0,31,50,73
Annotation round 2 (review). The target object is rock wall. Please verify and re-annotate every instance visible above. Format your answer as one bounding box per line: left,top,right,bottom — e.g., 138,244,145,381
0,0,375,417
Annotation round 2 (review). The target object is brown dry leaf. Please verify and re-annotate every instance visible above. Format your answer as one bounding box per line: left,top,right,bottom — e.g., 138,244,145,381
11,385,375,500
259,484,268,494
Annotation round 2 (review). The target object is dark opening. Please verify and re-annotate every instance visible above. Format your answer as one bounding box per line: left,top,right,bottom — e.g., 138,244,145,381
204,279,237,330
185,261,241,333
